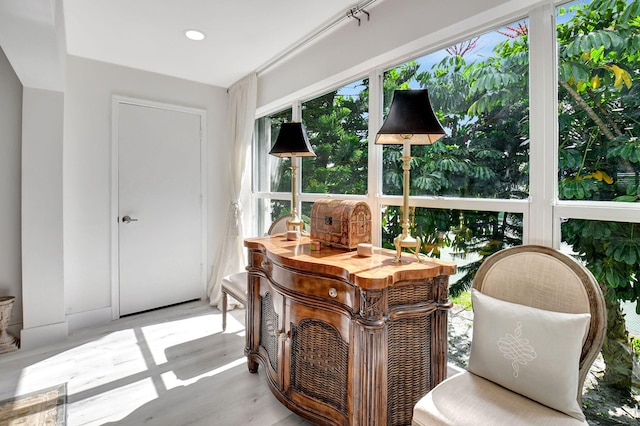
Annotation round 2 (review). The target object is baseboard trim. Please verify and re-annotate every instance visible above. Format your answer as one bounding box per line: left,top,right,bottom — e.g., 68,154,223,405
20,321,68,350
67,307,112,334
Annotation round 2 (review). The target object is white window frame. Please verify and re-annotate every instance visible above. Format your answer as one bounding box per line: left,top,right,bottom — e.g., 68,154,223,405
251,0,640,248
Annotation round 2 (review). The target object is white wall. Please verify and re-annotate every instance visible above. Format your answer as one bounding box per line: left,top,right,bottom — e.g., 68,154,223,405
0,46,23,335
2,2,230,345
63,56,228,326
21,87,66,347
0,0,65,92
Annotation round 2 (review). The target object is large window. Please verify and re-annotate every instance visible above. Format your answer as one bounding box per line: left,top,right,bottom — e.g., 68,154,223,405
253,108,292,194
249,0,640,411
250,0,640,330
253,108,292,235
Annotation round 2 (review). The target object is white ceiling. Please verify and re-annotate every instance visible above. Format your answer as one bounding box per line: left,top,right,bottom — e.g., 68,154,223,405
62,0,368,88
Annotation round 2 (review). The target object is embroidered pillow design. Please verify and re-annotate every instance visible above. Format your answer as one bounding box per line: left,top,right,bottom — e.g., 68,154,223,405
467,289,591,421
497,321,537,377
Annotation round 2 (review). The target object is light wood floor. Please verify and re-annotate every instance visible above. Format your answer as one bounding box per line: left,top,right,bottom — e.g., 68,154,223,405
0,301,311,425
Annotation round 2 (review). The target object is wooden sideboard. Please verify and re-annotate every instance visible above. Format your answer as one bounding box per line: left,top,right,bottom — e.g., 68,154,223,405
244,235,456,426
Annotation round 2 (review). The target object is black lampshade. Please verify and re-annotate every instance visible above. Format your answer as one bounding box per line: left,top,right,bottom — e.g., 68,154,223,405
375,89,446,145
269,122,316,158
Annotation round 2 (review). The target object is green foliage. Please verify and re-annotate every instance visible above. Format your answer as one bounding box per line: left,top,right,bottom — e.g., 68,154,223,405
562,30,626,57
632,336,640,357
451,290,472,311
563,219,639,301
608,137,640,164
558,175,601,199
301,81,369,195
556,0,640,329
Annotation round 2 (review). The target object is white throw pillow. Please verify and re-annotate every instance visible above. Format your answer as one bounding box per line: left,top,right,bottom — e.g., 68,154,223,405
467,289,591,421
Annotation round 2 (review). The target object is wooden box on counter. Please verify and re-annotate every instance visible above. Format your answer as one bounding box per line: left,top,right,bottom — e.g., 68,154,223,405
310,199,371,249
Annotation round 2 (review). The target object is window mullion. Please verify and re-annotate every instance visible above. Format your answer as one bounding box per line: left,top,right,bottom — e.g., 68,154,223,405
528,3,558,247
292,99,303,218
369,68,383,246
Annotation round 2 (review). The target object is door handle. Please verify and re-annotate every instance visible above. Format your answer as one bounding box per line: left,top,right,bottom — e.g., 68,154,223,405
122,215,139,224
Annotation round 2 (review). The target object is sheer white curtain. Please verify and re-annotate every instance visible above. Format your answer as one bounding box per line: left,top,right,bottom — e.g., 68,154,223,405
207,72,257,306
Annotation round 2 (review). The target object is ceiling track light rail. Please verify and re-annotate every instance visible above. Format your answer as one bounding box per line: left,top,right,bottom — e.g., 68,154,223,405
347,7,370,26
256,0,378,75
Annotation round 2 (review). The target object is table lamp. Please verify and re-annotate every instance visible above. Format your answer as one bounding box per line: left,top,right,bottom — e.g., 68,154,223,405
269,122,316,233
376,89,446,262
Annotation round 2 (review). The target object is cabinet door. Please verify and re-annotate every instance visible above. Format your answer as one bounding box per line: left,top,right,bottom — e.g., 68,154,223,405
257,282,286,387
284,299,350,425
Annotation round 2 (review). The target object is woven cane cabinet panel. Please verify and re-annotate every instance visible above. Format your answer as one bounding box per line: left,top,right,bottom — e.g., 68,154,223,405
244,236,456,426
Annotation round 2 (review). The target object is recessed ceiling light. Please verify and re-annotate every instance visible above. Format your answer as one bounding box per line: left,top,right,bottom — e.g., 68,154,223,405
185,29,206,41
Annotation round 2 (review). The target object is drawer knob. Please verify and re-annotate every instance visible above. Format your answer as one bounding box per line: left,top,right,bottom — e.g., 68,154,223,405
273,329,288,341
329,288,338,298
261,259,272,269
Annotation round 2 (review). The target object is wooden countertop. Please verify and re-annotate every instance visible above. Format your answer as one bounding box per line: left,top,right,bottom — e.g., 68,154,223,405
245,234,457,290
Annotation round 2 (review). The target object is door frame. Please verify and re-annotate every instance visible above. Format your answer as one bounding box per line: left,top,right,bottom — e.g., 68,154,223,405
110,95,208,319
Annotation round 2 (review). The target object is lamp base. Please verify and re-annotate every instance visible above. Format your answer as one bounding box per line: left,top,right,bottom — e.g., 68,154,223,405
393,234,422,263
286,217,305,234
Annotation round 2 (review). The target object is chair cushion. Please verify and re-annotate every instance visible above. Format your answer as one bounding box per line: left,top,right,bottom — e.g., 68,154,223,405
221,271,247,301
467,290,590,420
413,371,588,426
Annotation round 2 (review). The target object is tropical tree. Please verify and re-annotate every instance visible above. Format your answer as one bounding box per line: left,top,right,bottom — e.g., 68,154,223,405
557,0,640,391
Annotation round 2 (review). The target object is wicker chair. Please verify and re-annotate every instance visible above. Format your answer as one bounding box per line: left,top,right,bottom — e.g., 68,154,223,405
220,214,291,331
413,245,606,426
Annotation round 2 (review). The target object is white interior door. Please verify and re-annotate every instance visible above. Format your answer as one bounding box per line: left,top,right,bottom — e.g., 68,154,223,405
117,101,204,316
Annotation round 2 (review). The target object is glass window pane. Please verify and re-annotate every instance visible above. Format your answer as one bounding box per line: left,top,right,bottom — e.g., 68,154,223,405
301,201,313,231
382,22,530,199
381,206,523,293
301,79,369,195
254,109,292,193
557,0,640,202
256,198,291,236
